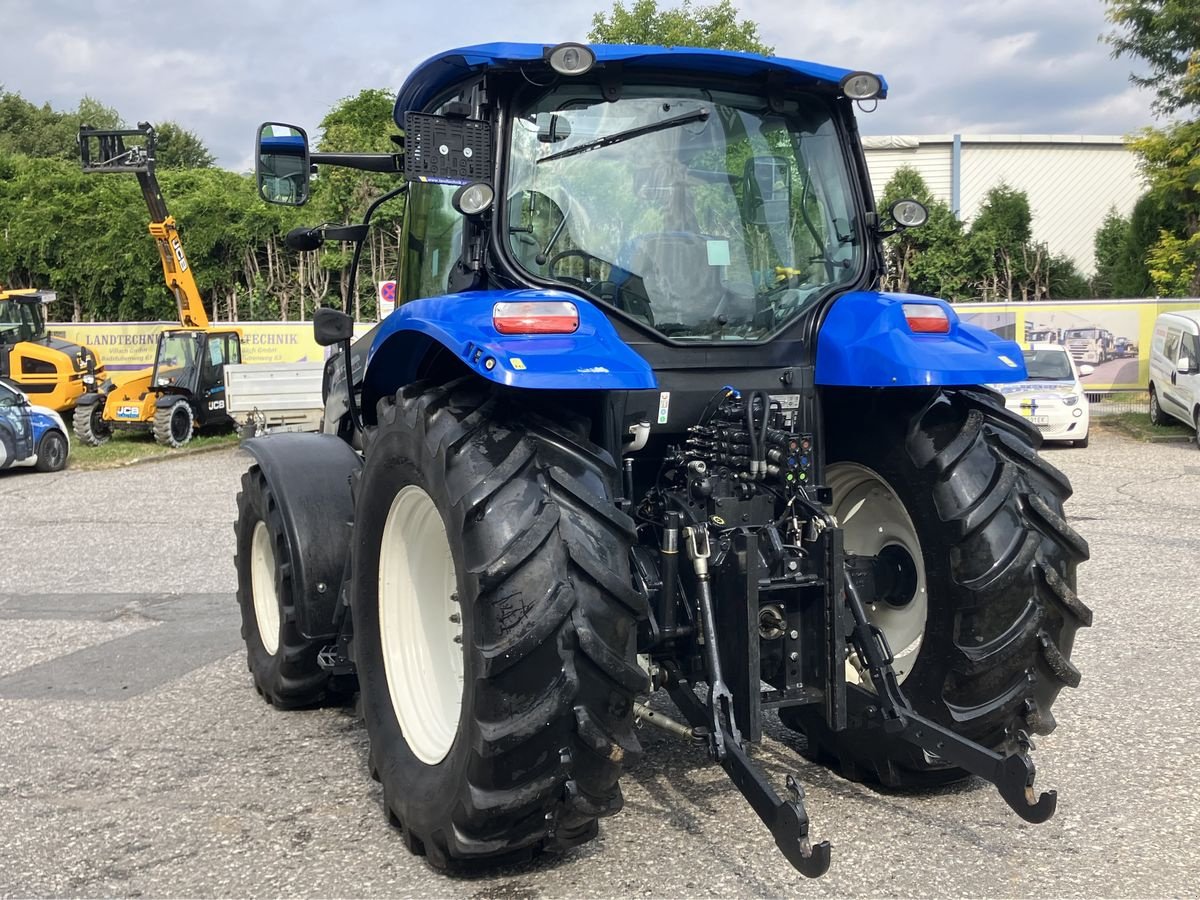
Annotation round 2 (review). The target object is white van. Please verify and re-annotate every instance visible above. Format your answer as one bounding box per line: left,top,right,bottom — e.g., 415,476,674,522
1148,310,1200,448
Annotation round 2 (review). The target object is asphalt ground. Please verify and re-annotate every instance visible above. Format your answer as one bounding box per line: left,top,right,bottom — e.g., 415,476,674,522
1,430,1198,898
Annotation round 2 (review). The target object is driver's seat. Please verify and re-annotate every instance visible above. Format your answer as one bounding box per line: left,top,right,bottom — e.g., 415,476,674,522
617,232,727,328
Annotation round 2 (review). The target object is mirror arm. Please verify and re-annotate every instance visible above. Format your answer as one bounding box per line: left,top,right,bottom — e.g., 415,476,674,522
310,152,402,173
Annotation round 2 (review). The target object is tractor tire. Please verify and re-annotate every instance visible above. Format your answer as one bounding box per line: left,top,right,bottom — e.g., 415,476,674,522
154,399,194,447
234,466,337,708
1149,385,1166,426
35,430,68,472
351,379,646,868
73,402,111,447
781,387,1091,787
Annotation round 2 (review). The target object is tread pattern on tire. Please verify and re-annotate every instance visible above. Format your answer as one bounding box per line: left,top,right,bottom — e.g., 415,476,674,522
365,380,647,867
784,386,1091,788
73,403,110,447
153,400,193,448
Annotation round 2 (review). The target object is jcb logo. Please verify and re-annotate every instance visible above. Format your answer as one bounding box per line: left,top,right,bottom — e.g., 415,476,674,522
171,238,188,272
208,400,225,411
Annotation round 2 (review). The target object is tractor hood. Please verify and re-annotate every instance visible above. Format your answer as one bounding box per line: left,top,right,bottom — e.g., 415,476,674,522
394,42,886,122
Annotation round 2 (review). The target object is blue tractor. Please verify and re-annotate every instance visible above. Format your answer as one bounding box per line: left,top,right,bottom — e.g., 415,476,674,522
235,43,1089,878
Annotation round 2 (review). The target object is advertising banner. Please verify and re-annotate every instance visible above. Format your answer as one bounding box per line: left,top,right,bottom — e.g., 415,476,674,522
47,321,364,381
954,298,1200,390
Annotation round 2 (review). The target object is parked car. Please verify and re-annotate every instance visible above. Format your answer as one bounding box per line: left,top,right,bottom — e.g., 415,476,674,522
1148,310,1200,448
0,379,71,471
992,343,1092,447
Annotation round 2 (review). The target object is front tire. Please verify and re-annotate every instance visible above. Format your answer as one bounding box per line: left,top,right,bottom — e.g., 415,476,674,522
35,430,68,472
73,402,111,447
1149,385,1165,426
783,387,1091,787
154,399,194,447
352,380,646,868
234,467,336,707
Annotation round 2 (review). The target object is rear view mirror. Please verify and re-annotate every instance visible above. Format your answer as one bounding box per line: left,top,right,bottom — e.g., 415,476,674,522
314,307,354,347
1079,365,1094,377
257,123,310,206
1178,357,1193,374
742,156,792,227
536,112,572,143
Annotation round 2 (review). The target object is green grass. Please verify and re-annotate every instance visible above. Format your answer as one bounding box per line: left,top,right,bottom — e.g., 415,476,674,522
1095,412,1194,442
69,428,240,470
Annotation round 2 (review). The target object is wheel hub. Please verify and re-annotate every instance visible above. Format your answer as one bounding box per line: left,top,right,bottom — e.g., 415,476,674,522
826,462,928,685
377,485,463,765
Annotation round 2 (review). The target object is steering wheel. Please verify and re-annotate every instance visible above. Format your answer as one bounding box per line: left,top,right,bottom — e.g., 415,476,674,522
546,249,604,287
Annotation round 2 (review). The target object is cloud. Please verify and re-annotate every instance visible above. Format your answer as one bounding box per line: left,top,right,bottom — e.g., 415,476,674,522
2,0,1156,167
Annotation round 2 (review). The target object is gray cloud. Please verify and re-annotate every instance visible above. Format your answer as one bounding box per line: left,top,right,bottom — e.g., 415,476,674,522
2,0,1153,168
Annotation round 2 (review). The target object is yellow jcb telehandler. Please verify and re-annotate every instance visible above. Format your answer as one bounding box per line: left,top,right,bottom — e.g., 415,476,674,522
74,123,241,448
0,286,105,413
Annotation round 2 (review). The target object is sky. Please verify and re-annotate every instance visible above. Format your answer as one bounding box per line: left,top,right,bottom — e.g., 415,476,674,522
1,0,1154,170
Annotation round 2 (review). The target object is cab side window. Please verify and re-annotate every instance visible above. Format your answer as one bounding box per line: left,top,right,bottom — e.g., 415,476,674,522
1163,329,1181,363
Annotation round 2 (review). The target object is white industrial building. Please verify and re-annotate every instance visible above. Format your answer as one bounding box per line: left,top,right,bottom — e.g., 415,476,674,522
861,135,1144,276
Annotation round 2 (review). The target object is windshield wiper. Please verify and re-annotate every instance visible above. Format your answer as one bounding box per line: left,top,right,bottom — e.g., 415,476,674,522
537,107,710,165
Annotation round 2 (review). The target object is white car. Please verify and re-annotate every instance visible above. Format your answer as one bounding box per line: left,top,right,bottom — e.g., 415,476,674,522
0,379,71,471
1148,310,1200,448
992,343,1092,447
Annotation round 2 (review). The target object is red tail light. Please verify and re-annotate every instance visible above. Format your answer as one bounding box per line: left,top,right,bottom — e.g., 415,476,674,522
902,303,950,334
493,301,579,334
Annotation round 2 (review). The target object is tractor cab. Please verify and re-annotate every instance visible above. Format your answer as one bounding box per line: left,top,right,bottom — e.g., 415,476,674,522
0,290,49,347
149,328,241,425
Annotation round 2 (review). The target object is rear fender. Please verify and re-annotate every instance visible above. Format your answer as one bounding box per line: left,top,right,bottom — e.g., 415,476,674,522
816,292,1028,387
361,289,655,420
240,433,362,641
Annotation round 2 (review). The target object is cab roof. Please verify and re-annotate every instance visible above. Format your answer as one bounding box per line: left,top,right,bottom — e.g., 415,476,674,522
393,42,885,125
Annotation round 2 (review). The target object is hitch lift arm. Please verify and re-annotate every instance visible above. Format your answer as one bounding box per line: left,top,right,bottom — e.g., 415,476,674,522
843,577,1057,823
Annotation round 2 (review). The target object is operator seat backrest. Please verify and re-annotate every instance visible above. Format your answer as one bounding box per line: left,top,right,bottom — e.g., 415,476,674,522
621,232,725,325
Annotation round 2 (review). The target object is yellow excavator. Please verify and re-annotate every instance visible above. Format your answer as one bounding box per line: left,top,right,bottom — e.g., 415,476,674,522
74,123,241,448
0,286,105,412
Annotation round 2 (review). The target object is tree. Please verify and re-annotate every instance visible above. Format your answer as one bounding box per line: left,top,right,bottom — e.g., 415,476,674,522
878,168,971,299
1092,207,1131,297
969,185,1033,300
312,88,404,319
1129,120,1200,294
589,0,773,54
0,90,120,160
1105,0,1200,116
1105,1,1200,296
153,121,215,168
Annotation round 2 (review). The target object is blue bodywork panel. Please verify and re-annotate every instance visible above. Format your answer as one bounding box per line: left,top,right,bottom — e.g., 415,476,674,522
363,289,656,403
815,292,1028,387
29,408,56,445
394,43,885,121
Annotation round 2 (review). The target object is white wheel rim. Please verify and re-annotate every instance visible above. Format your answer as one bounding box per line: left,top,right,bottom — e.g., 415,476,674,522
827,463,928,686
378,485,463,765
250,520,281,655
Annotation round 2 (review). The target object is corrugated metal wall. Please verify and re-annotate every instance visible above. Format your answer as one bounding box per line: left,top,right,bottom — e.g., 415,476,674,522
862,135,1145,276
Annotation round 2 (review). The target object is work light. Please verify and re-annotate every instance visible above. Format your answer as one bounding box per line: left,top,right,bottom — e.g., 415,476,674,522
547,42,596,76
840,71,883,101
452,181,494,216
